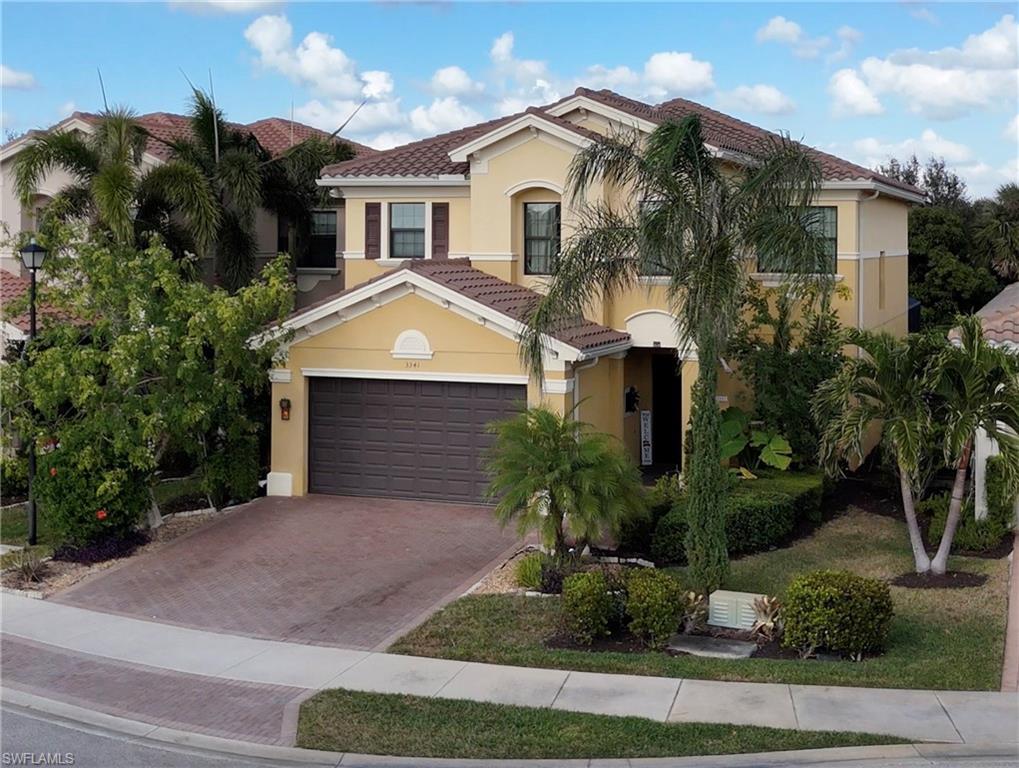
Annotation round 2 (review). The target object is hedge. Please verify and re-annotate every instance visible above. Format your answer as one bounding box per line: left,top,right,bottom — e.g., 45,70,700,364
649,471,825,564
783,570,893,658
562,571,615,644
986,455,1018,531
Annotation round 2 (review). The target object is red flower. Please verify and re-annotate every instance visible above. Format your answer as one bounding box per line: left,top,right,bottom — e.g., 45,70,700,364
49,467,57,477
96,509,108,520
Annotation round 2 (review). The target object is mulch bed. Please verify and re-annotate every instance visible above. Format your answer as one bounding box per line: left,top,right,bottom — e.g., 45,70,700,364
159,492,211,517
52,530,151,565
889,571,988,589
0,495,28,507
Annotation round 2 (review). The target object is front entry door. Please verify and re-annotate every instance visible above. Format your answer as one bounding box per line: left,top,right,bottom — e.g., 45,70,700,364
651,355,682,470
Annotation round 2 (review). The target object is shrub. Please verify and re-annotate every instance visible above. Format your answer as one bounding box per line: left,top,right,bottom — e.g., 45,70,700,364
540,559,567,594
650,499,689,564
203,427,260,509
35,448,149,548
740,471,826,526
11,548,47,583
922,492,1008,554
985,455,1018,531
562,571,614,644
679,590,707,634
0,453,28,499
514,551,546,590
621,473,684,554
783,570,893,659
725,492,796,556
625,568,684,649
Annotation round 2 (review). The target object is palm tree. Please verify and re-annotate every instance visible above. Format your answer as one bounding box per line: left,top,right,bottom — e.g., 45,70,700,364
164,89,354,290
929,315,1019,574
486,406,645,565
813,330,946,573
13,107,218,254
975,183,1019,279
521,116,830,591
14,91,354,291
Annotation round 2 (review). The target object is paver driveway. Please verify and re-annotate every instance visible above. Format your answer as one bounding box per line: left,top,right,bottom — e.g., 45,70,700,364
54,495,519,650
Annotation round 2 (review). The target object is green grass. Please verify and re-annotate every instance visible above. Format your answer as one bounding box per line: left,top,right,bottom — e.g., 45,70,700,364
297,689,903,759
390,509,1009,691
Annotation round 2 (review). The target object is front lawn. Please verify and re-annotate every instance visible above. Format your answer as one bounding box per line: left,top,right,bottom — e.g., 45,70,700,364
390,508,1009,690
297,689,902,759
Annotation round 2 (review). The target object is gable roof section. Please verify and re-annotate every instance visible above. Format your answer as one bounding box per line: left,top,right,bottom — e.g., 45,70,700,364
0,274,77,336
447,108,600,163
319,87,923,201
1,111,377,163
275,258,630,360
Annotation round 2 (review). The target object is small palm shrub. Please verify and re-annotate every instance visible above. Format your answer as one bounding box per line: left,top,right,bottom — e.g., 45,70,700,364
680,590,708,634
487,407,646,564
562,571,614,644
514,552,546,590
751,595,783,642
11,549,47,583
625,569,684,649
783,570,893,659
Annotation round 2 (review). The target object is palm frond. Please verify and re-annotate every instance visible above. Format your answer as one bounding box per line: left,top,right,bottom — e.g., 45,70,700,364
13,131,101,205
138,161,220,256
90,161,138,244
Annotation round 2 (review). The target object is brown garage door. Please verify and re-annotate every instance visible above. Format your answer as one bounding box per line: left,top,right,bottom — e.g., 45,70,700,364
308,377,526,503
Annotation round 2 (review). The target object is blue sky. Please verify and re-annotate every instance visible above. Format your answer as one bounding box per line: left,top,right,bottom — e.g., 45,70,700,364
2,1,1016,196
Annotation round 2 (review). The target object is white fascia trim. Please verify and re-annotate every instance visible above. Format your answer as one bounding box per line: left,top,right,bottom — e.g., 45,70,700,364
265,268,591,361
503,179,564,197
837,251,908,261
0,116,95,160
822,180,926,205
751,273,845,287
575,339,633,362
318,175,467,187
268,368,292,383
544,95,658,134
343,250,366,259
302,368,529,386
448,113,591,163
543,378,575,394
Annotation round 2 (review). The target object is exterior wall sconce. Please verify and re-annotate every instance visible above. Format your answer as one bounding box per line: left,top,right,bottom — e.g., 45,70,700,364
279,398,292,421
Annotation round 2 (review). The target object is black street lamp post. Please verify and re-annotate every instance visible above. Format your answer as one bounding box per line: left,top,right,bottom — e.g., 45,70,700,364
19,238,47,547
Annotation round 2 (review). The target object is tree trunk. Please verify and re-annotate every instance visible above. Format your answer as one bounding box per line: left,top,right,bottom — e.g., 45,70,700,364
146,487,163,530
931,437,973,575
684,325,730,593
897,462,930,573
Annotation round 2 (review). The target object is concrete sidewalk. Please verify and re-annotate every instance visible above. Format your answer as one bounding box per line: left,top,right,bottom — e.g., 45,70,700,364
2,592,1017,745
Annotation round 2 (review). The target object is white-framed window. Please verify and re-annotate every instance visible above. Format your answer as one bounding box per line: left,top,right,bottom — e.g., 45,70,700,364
390,203,426,259
757,206,837,274
524,202,560,275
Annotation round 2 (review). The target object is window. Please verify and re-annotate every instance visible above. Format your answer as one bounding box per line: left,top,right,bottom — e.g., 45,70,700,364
277,211,338,269
307,211,337,268
757,206,837,274
524,202,560,275
390,203,425,259
638,200,669,276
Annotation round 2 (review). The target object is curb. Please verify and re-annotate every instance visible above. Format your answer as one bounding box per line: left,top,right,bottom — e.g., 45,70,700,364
4,688,1018,768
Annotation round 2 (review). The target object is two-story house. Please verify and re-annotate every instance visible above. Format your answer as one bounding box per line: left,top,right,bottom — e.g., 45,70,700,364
0,110,375,306
262,88,923,503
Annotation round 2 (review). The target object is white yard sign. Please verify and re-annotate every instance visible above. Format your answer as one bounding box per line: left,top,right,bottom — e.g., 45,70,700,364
640,410,653,466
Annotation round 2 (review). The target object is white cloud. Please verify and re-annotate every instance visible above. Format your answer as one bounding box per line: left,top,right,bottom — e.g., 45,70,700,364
756,16,802,44
755,16,829,59
0,65,36,90
827,25,862,64
429,66,484,98
367,131,416,151
643,52,714,98
1005,115,1019,142
361,71,393,100
244,14,384,99
169,0,279,13
909,6,939,25
952,158,1018,197
490,31,550,86
580,64,640,91
828,69,884,116
716,85,795,115
854,129,973,165
294,98,405,137
833,14,1019,120
57,101,76,118
409,97,483,135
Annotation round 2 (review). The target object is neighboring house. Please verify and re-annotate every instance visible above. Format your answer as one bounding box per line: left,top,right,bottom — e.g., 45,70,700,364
265,87,923,503
0,111,376,307
950,282,1019,522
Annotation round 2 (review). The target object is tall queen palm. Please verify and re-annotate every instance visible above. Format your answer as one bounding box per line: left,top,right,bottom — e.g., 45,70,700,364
522,116,830,591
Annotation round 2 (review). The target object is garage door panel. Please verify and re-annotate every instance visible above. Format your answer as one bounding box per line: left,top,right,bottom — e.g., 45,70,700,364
308,377,524,502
